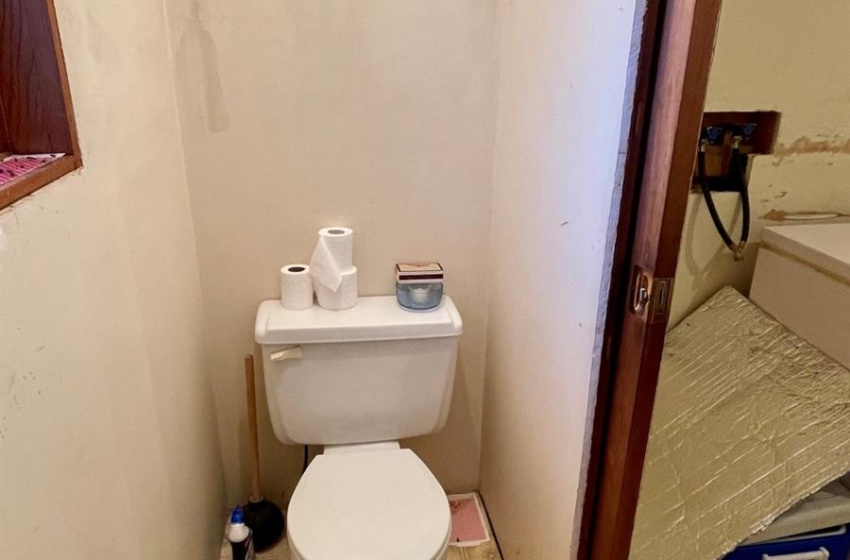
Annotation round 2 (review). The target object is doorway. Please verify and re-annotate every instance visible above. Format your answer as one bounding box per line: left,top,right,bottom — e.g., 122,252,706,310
580,0,850,558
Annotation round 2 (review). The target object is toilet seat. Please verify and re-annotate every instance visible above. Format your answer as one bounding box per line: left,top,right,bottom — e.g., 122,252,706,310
287,446,451,560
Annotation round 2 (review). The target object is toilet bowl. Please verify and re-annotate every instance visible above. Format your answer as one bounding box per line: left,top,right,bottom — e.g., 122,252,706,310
287,443,450,560
255,295,463,560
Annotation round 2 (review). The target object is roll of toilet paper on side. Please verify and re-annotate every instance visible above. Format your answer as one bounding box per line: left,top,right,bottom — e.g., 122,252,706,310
280,264,314,310
309,227,354,292
316,266,358,310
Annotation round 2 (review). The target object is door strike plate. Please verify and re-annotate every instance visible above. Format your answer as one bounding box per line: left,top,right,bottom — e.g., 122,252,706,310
630,267,673,324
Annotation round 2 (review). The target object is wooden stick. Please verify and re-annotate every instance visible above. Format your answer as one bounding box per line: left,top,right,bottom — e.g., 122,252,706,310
245,354,262,501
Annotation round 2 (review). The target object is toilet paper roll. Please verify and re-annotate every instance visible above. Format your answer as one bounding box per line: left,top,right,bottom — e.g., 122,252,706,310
280,264,314,310
309,227,354,292
316,266,358,311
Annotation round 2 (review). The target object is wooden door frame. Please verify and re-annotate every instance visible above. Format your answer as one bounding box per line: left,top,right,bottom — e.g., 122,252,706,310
578,0,723,558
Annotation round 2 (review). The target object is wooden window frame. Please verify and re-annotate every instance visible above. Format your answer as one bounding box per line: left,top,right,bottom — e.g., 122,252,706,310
0,0,81,210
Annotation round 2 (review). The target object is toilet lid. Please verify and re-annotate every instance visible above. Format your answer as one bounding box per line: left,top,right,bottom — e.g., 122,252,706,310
288,448,450,560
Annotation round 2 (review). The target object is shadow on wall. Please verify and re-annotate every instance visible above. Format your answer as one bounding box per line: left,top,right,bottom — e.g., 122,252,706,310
176,0,230,133
669,193,759,327
405,353,481,494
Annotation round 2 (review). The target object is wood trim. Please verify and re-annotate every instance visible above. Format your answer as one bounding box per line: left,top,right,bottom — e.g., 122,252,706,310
0,0,81,210
45,0,80,165
580,1,723,558
0,155,77,208
0,92,9,153
0,0,74,154
576,0,664,556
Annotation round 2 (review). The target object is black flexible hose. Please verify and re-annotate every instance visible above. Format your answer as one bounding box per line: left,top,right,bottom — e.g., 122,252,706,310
698,150,735,247
697,145,750,260
731,147,751,245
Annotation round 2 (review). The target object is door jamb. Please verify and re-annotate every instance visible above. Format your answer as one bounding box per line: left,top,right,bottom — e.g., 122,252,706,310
578,1,723,558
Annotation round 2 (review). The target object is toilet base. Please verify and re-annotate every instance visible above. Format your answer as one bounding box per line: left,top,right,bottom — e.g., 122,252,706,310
289,531,449,560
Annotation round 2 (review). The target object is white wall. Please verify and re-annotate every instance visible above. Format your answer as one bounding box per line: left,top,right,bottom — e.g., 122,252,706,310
0,1,225,558
669,0,850,325
479,0,637,558
164,0,499,505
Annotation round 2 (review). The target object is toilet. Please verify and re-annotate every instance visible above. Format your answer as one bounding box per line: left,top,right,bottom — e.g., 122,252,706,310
254,295,463,560
750,222,850,369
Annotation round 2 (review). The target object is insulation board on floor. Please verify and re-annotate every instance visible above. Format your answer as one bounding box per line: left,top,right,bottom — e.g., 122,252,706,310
629,287,850,560
741,477,850,545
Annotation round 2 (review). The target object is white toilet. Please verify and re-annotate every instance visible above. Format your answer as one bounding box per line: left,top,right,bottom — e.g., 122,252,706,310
254,295,463,560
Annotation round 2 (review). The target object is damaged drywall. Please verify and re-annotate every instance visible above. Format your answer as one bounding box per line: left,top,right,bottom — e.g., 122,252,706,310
668,0,850,326
772,136,850,164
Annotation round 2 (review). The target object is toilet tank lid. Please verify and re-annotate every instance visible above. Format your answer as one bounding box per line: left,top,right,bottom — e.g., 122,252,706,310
255,295,463,344
762,224,850,282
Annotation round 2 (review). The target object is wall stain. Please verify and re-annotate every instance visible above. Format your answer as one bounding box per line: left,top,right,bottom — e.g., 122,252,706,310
761,209,846,222
772,136,850,164
6,370,16,396
176,0,230,133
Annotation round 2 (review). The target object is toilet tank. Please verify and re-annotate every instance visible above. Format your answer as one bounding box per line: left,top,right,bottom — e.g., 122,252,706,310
255,296,463,445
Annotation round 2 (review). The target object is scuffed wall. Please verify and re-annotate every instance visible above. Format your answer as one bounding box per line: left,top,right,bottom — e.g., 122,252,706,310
164,0,499,505
479,0,637,557
0,0,226,558
669,0,850,325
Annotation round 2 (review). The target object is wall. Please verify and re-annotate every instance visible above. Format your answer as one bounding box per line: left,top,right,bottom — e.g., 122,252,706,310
669,0,850,325
0,0,225,558
164,0,499,504
479,0,637,558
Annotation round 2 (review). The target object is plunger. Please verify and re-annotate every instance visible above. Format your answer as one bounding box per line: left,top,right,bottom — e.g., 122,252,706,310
242,354,285,551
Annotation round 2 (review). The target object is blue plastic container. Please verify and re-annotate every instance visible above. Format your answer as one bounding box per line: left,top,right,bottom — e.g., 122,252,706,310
723,525,849,560
396,281,443,311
